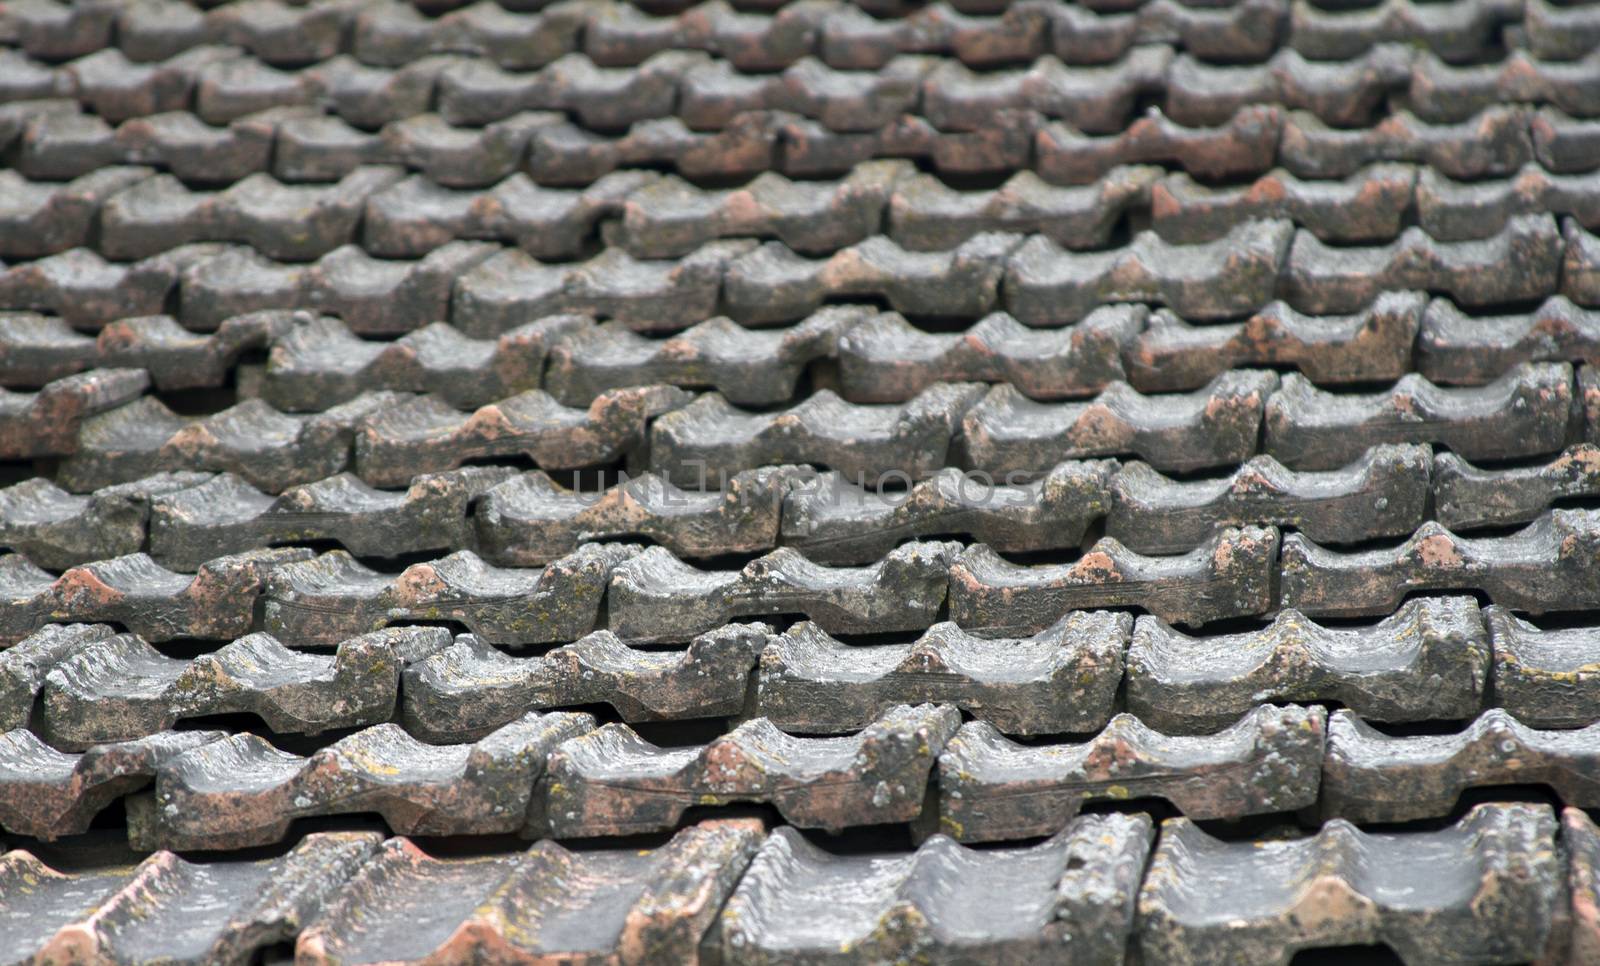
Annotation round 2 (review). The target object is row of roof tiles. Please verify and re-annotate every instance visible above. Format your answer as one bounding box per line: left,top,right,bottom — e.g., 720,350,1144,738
5,695,1600,845
5,41,1600,135
6,293,1598,413
7,0,1585,69
6,358,1597,488
5,432,1600,571
3,215,1600,335
8,804,1598,965
11,98,1590,188
6,159,1600,263
2,503,1599,647
3,591,1599,746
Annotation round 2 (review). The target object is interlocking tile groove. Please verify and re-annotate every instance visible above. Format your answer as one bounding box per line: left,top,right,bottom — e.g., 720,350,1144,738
15,104,284,184
0,98,79,159
784,106,1044,186
1561,806,1600,965
1106,445,1430,554
1278,106,1533,181
610,160,908,257
18,0,364,67
1126,597,1487,734
1288,0,1517,62
523,111,779,185
263,545,638,647
538,703,959,836
1486,605,1600,730
147,467,514,569
343,53,512,131
885,165,1158,252
1581,364,1600,443
207,0,363,65
754,611,1128,735
1134,803,1564,966
1416,295,1600,385
0,623,113,731
178,241,498,335
0,368,148,460
780,461,1117,565
453,239,747,336
1526,0,1600,61
1005,219,1293,324
1263,363,1574,471
1322,708,1600,823
1416,164,1600,243
1283,213,1565,314
0,312,96,387
0,165,151,258
959,370,1276,475
0,472,210,570
948,526,1280,632
610,104,1019,183
377,110,562,187
270,108,410,184
436,50,707,128
475,467,795,565
712,815,1152,966
544,307,860,408
679,55,937,133
0,547,309,645
59,46,245,126
584,0,830,70
1533,108,1600,174
1051,0,1285,64
1165,45,1413,128
650,384,984,486
723,233,1021,325
1279,511,1600,617
0,0,116,61
1408,50,1600,124
0,728,223,839
93,310,295,392
0,831,382,966
100,166,404,262
295,820,763,966
353,385,691,488
34,630,400,749
1566,218,1600,305
1126,292,1423,392
0,50,70,105
836,308,1140,403
403,623,769,742
1151,164,1416,245
1037,105,1282,185
363,169,653,259
934,704,1327,842
920,47,1169,134
58,392,401,494
184,53,423,131
354,0,587,69
131,711,594,850
259,312,582,413
608,541,959,643
1434,445,1600,531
